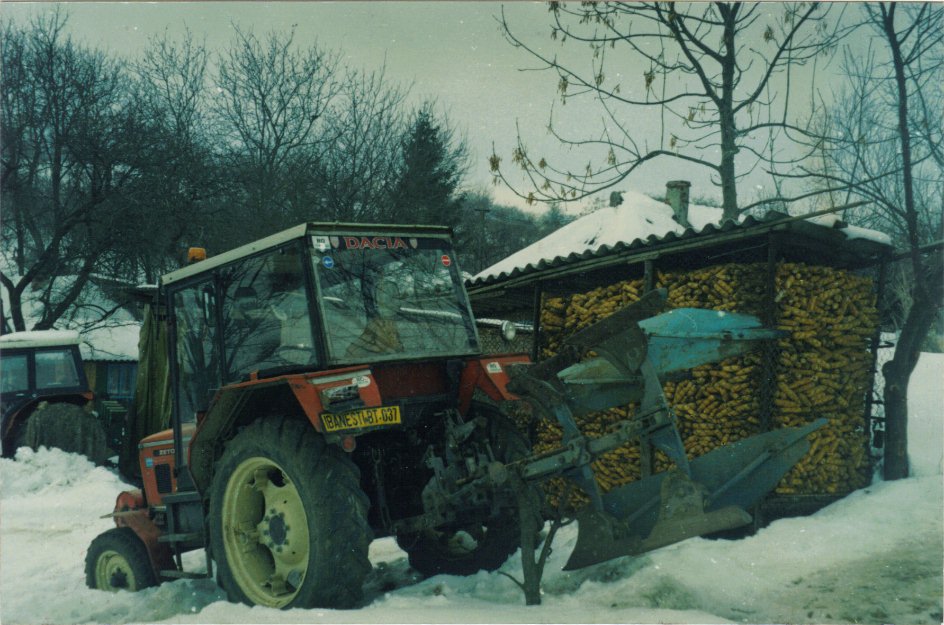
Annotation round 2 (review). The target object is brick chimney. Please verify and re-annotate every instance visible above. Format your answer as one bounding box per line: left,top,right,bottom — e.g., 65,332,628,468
666,180,691,228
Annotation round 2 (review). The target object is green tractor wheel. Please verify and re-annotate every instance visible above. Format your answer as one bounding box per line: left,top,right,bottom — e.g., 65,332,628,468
85,527,158,592
208,417,371,609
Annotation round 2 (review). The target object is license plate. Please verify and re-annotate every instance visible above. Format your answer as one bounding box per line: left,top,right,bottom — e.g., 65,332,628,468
320,405,401,432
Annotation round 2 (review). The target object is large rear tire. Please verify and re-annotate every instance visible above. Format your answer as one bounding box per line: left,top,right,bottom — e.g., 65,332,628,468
85,527,158,592
15,402,110,465
397,402,534,577
208,417,371,609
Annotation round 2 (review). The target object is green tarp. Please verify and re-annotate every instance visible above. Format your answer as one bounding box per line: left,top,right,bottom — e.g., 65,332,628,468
119,303,172,478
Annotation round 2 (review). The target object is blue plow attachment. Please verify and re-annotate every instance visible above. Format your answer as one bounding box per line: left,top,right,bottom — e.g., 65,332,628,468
563,419,826,570
640,307,786,375
553,306,785,422
505,289,823,572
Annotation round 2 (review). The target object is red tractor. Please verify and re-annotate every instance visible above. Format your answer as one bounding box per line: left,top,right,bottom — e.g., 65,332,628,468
85,223,823,608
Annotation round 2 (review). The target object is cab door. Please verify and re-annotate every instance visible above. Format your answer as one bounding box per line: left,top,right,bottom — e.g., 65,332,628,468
169,279,220,424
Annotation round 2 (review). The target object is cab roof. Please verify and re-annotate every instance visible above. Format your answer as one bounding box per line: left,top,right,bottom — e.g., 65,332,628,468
161,222,454,286
0,330,82,349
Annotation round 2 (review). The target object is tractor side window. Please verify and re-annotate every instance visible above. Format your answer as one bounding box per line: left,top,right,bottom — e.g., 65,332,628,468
1,354,28,393
173,281,219,422
35,349,80,389
220,245,316,382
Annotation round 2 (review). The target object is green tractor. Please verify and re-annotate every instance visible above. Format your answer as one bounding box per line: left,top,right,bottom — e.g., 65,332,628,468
1,330,109,464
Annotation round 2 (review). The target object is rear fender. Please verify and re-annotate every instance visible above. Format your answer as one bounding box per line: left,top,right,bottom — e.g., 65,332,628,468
106,489,175,579
188,367,382,494
457,354,531,414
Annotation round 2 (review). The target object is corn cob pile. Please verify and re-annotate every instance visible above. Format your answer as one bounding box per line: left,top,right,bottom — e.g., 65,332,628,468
771,263,877,494
537,280,655,509
658,263,766,315
531,262,878,508
655,265,769,463
539,279,646,359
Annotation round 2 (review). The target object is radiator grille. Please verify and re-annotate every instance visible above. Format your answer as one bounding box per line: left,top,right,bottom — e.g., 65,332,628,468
155,463,173,494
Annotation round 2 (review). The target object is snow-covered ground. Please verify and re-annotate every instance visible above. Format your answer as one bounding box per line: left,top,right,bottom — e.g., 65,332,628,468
2,355,941,625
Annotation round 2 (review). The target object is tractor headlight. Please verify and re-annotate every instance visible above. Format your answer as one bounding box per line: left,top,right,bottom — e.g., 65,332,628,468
500,320,517,342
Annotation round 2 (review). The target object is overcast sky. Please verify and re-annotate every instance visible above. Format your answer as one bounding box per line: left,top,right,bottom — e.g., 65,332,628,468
3,2,852,214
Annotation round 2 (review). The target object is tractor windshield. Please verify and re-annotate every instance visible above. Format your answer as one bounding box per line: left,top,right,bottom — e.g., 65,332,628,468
310,234,479,363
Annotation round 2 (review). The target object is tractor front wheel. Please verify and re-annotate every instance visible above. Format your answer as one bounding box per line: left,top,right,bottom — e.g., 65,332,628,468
208,417,371,609
85,527,158,592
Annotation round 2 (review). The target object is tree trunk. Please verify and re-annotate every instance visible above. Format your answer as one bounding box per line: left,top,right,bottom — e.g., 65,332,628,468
512,472,545,605
884,253,944,480
719,6,739,223
0,275,27,332
719,129,739,223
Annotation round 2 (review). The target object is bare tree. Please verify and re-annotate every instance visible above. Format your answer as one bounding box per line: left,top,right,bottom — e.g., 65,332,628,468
214,26,341,240
492,2,848,219
0,10,155,332
315,65,411,223
792,3,943,479
129,28,224,280
872,2,943,481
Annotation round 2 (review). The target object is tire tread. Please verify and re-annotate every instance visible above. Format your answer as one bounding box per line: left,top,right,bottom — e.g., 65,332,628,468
208,416,371,609
85,527,158,591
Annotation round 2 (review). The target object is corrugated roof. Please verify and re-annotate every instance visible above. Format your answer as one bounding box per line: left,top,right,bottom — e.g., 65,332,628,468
467,202,892,290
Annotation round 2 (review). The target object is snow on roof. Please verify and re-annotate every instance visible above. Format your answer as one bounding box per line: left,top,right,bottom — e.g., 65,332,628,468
0,330,81,349
471,191,722,284
806,215,894,245
470,192,893,286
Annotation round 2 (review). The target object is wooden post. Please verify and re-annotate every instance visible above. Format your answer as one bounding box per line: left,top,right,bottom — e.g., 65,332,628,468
758,236,781,434
640,259,656,477
531,282,543,363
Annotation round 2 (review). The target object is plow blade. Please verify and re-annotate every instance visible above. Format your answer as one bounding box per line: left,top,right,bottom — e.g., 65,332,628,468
552,306,784,419
563,419,826,570
639,308,787,376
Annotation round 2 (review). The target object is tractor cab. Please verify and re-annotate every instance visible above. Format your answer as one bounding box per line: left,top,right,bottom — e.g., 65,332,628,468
160,224,481,424
0,331,88,420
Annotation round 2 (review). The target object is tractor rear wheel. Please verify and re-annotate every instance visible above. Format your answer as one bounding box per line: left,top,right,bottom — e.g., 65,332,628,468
397,402,535,577
208,417,371,609
85,527,158,592
397,519,521,577
15,402,110,465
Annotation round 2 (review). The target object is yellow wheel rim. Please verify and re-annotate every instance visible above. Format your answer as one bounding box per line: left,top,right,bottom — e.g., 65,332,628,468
221,456,310,608
95,549,139,591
